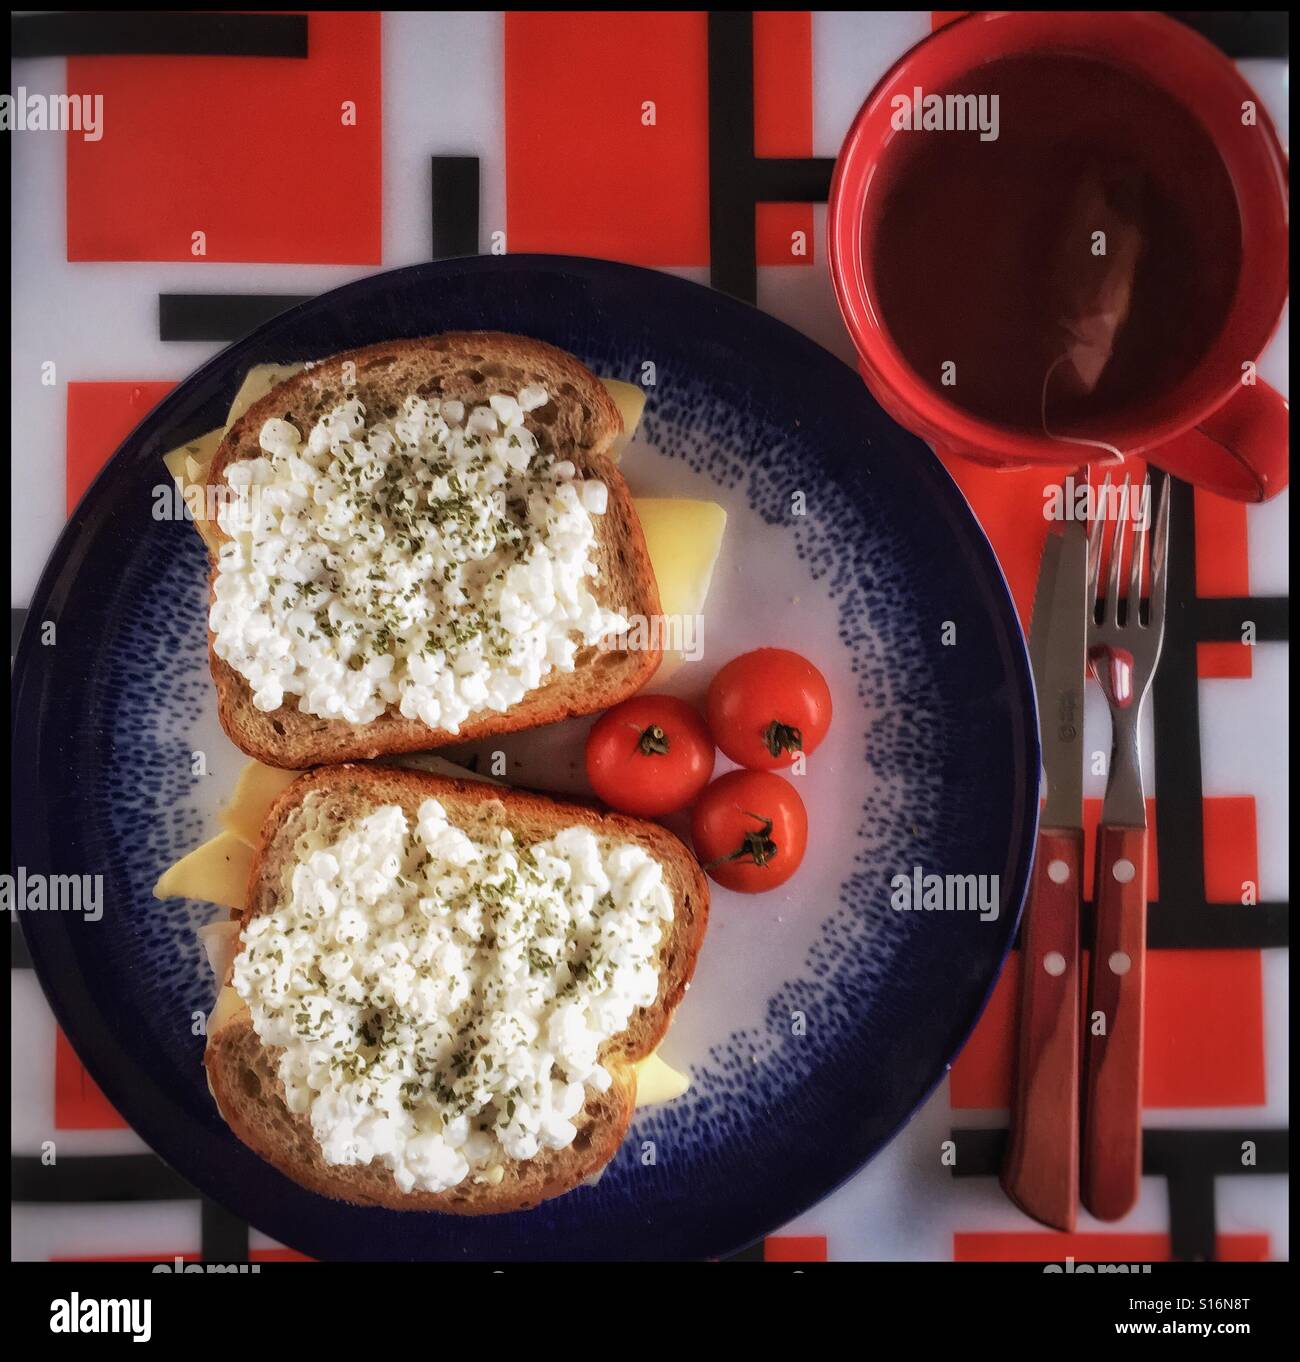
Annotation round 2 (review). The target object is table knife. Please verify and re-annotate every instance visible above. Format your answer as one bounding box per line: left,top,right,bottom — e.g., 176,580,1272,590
1000,516,1088,1231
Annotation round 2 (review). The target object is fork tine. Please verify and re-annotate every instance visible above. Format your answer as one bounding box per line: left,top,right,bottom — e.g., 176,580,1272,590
1104,474,1131,621
1129,474,1150,625
1087,473,1109,602
1148,473,1171,633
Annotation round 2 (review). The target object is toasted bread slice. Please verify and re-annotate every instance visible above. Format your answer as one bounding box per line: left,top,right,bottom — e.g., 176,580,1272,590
204,764,709,1213
205,334,662,768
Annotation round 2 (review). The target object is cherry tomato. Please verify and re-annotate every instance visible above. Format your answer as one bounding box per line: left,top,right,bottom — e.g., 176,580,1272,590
691,769,808,893
706,648,832,770
585,696,715,817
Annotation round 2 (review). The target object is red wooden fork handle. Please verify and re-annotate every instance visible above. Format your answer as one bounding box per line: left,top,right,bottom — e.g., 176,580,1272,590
1001,826,1081,1232
1082,823,1148,1221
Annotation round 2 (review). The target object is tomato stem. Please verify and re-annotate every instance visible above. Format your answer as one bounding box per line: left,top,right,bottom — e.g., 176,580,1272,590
636,723,671,756
763,720,804,758
703,812,778,870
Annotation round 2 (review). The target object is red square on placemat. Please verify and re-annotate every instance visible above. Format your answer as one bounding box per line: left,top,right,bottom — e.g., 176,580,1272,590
505,11,814,266
505,12,710,265
55,1028,127,1130
754,11,814,266
1145,950,1264,1107
1194,487,1249,597
950,948,1266,1110
954,1232,1271,1261
1199,641,1253,678
1204,796,1259,904
757,202,815,265
54,1254,200,1263
765,1235,827,1262
66,381,175,513
67,12,381,264
1195,487,1252,678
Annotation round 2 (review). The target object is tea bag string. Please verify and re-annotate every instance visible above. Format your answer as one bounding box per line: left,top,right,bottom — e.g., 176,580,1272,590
1040,352,1126,465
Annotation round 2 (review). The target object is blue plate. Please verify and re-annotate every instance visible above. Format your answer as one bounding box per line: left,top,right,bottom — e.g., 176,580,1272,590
12,255,1037,1261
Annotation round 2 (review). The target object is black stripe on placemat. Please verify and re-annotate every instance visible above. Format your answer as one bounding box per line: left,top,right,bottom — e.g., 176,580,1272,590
1071,899,1288,951
1194,597,1289,643
1151,476,1291,947
706,12,835,303
201,1198,251,1263
1145,899,1288,949
11,11,307,59
950,1127,1289,1261
431,156,481,259
1014,897,1289,954
1167,11,1290,59
159,294,312,344
948,1126,1007,1176
707,12,759,303
1152,478,1207,910
752,157,836,203
12,1154,195,1202
1145,1129,1291,1262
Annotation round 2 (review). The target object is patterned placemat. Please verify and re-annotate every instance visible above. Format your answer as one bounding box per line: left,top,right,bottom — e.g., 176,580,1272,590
10,10,1289,1263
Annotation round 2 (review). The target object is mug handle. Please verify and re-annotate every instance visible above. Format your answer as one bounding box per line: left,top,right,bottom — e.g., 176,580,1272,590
1150,381,1289,502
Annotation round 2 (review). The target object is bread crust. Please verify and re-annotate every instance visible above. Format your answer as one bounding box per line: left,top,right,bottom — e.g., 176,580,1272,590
204,764,709,1213
204,333,662,768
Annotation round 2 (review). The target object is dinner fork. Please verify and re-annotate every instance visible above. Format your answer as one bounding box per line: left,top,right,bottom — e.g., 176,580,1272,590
1081,470,1169,1221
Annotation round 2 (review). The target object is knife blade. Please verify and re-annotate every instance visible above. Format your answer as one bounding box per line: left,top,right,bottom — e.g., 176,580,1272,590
1030,520,1088,831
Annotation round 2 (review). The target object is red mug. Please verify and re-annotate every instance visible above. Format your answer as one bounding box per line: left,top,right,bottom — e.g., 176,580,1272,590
828,11,1289,501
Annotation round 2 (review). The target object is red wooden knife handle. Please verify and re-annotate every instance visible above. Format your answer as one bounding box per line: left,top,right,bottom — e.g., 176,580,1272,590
1000,827,1081,1231
1082,823,1147,1221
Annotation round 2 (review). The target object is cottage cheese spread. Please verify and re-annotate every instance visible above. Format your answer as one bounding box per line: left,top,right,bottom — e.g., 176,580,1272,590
209,385,626,733
230,796,673,1194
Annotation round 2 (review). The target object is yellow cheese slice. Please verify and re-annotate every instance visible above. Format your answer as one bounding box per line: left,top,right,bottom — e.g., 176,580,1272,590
600,379,646,462
161,429,221,484
632,1051,690,1107
162,427,224,555
632,498,727,680
208,984,250,1035
223,361,307,433
153,832,254,912
219,762,303,848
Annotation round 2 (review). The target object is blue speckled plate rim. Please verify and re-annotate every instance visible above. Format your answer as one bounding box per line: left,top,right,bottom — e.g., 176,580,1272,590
13,254,1039,1260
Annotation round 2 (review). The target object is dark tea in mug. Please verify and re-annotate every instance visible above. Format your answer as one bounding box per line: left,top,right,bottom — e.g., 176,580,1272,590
867,53,1244,433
